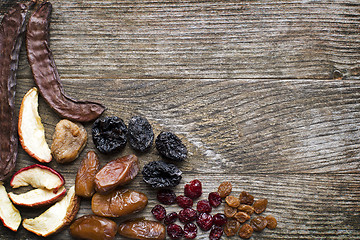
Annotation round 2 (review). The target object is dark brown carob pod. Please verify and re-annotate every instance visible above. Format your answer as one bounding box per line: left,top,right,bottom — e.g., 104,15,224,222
26,2,106,122
0,2,33,181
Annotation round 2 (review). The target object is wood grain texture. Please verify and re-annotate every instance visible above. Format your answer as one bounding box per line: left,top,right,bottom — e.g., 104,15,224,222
0,0,360,239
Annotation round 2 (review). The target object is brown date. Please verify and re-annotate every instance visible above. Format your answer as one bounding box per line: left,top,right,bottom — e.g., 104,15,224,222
70,215,117,240
118,218,166,240
75,151,100,198
92,189,148,217
95,154,139,194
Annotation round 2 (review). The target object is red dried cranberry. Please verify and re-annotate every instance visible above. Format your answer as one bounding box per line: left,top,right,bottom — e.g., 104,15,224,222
213,213,227,226
167,224,184,239
183,222,198,239
179,208,197,224
197,200,212,213
157,189,176,205
209,225,223,240
176,195,193,208
151,204,166,221
184,179,202,199
208,192,222,207
164,212,178,225
196,212,213,231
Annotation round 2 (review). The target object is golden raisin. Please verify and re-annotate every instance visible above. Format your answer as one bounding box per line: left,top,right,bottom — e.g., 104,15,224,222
253,198,268,214
237,204,255,216
238,223,253,239
225,196,240,208
265,215,277,229
250,216,267,232
217,181,232,198
239,191,254,205
234,212,250,224
223,219,240,237
224,203,237,218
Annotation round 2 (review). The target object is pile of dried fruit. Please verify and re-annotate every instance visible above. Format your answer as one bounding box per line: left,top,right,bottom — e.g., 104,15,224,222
150,180,277,239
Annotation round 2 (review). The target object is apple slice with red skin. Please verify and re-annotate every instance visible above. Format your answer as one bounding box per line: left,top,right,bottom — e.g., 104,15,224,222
22,186,80,237
9,186,66,208
10,164,65,193
18,87,52,163
0,182,21,231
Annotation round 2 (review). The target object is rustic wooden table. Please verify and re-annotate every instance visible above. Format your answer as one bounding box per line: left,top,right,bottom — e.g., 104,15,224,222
1,0,359,239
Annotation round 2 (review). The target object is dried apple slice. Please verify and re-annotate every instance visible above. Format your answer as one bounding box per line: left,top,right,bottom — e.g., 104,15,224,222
10,164,65,193
18,87,52,163
0,182,21,231
9,186,66,207
22,186,80,237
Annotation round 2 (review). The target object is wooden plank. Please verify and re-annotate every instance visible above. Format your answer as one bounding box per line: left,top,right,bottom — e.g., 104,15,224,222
3,0,360,80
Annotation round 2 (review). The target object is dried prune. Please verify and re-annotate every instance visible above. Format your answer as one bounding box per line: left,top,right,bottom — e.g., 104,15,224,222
92,116,127,154
155,132,187,161
265,215,277,229
238,223,253,239
253,198,268,214
128,116,154,152
250,216,268,232
142,161,182,188
223,219,240,237
217,181,232,198
118,218,166,240
69,215,117,240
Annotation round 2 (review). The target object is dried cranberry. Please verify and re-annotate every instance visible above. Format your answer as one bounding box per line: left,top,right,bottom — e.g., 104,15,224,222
164,212,178,225
208,192,222,207
213,213,227,226
151,204,166,221
209,225,223,240
176,195,193,208
157,189,176,205
196,212,213,231
184,179,202,199
179,208,197,224
183,222,198,239
197,200,212,213
167,224,184,239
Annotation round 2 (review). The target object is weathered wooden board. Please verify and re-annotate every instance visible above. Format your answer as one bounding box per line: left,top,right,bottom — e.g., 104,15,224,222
0,0,359,239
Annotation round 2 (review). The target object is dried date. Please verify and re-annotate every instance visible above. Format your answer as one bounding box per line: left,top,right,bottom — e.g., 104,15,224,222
95,154,140,194
51,119,87,163
155,132,187,161
91,189,148,217
92,116,127,154
128,116,154,152
69,215,117,240
118,218,166,240
75,151,100,198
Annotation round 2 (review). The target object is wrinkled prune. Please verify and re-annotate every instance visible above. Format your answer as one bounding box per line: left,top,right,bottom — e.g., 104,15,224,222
155,132,187,161
142,161,182,188
128,116,154,152
92,116,127,154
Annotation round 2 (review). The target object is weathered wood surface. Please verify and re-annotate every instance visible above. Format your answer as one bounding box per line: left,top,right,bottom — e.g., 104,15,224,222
0,0,359,239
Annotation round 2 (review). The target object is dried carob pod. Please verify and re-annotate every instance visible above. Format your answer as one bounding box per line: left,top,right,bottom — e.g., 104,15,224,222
0,2,34,181
26,2,106,122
